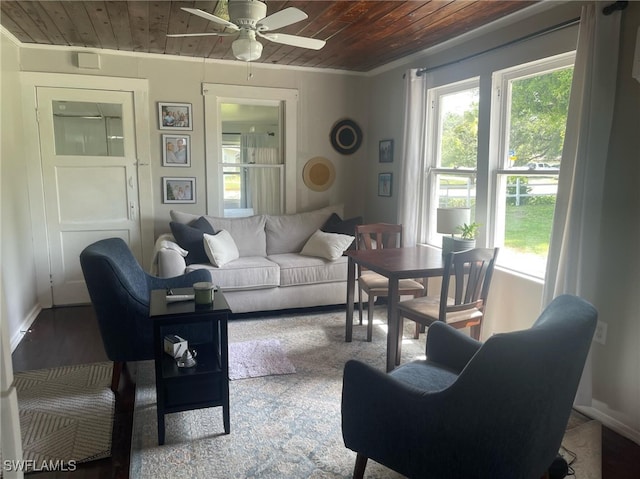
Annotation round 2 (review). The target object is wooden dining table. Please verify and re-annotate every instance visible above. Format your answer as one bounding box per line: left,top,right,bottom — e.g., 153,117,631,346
345,245,445,372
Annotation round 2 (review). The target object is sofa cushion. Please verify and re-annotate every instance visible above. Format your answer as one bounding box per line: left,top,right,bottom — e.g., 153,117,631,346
186,256,280,291
300,229,355,261
169,217,215,265
268,253,348,287
265,205,343,255
170,210,267,257
203,230,240,267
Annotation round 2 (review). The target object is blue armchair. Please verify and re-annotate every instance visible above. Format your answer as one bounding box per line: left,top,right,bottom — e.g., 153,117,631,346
80,237,210,392
341,294,597,479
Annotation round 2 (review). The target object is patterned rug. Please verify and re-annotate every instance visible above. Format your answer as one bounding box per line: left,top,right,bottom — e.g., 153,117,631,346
130,307,602,478
228,339,296,380
13,362,114,472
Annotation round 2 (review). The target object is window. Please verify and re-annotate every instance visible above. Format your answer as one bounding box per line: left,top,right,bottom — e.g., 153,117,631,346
425,79,480,246
203,84,298,216
422,52,574,278
491,54,574,277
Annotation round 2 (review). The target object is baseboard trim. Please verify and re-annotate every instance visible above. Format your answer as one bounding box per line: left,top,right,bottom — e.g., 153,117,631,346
575,402,640,445
10,303,42,352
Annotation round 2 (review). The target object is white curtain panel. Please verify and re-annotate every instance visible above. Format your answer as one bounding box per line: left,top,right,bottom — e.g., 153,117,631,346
241,133,281,215
542,4,622,405
398,69,429,247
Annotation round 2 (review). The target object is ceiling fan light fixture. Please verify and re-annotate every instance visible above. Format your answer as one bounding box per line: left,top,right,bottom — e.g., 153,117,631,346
232,30,263,61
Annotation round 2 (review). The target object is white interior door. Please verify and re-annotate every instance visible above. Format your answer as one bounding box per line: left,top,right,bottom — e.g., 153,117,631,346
36,87,142,305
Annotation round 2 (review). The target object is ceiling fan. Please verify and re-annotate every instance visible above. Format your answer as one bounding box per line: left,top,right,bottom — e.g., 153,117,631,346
167,0,326,62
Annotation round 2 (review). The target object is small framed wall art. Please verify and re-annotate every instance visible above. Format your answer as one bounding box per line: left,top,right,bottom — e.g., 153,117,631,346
158,102,192,130
162,134,190,167
378,172,392,197
163,177,196,203
379,139,394,163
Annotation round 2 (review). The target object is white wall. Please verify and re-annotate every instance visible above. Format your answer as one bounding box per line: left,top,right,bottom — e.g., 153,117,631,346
1,34,40,350
588,1,640,441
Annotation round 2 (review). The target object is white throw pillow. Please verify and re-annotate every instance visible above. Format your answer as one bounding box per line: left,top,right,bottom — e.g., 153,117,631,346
300,229,354,261
203,230,240,267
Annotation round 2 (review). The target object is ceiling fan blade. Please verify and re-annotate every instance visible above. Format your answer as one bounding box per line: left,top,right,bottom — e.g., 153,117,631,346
181,7,239,31
257,7,308,31
259,32,326,50
167,32,235,38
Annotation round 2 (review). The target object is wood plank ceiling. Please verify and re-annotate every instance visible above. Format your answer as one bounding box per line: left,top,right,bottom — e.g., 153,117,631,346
0,1,537,72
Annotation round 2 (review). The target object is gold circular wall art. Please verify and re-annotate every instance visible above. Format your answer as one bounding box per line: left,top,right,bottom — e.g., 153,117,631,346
302,156,336,192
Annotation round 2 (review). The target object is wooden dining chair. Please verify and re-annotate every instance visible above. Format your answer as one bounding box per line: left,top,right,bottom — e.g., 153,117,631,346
396,247,499,360
355,223,425,342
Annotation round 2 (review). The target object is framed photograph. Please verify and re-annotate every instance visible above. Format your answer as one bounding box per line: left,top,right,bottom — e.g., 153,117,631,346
163,177,196,204
158,102,192,130
379,139,394,163
162,134,190,167
378,172,393,197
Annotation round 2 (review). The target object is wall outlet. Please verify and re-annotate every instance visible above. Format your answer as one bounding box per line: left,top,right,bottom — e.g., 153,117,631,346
594,320,608,345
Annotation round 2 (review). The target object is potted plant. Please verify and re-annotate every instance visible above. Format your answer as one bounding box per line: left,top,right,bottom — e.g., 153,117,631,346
453,222,480,252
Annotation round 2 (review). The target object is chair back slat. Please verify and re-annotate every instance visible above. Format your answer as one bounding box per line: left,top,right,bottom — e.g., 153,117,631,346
439,248,499,321
355,223,403,251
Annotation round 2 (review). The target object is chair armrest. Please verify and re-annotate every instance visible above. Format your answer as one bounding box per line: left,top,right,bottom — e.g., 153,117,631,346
157,248,188,278
341,360,450,473
426,321,482,373
147,269,210,292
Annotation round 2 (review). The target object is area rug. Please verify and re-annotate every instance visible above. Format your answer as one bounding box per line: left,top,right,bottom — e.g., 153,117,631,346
13,361,114,472
130,307,602,478
229,339,296,380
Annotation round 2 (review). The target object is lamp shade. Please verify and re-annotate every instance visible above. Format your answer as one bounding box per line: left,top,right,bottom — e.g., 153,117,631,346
437,208,470,235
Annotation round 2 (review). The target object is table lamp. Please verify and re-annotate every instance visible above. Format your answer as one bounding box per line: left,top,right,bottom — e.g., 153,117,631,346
437,207,470,256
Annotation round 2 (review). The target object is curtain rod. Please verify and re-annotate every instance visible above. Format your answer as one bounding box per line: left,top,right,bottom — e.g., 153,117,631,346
415,16,580,77
603,1,628,15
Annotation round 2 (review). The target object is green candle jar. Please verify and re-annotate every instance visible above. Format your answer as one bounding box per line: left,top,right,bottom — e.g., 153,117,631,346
193,282,215,306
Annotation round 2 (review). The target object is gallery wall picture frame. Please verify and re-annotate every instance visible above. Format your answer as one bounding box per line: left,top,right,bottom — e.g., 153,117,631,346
162,134,191,167
163,177,196,204
378,172,393,197
158,102,192,130
379,139,394,163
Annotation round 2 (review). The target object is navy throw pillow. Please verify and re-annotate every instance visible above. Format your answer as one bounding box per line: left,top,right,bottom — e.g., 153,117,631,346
321,213,363,250
170,216,215,265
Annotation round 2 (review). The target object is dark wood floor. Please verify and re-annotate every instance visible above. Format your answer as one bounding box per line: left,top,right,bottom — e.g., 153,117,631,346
11,305,640,479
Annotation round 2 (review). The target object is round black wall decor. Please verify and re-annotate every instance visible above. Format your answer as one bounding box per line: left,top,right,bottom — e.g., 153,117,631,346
330,119,363,155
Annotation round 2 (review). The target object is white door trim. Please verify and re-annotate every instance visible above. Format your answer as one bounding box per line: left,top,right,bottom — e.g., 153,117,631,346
21,73,153,308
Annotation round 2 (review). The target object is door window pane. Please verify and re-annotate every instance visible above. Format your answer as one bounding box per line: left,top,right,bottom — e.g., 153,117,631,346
52,101,123,156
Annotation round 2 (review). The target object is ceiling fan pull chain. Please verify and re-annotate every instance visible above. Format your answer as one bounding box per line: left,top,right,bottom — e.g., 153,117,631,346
247,61,254,81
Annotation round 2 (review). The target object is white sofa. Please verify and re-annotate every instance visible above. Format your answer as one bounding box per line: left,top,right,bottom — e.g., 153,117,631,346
156,205,356,314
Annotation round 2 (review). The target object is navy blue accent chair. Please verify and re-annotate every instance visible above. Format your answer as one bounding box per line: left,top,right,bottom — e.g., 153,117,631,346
80,237,210,392
341,294,597,479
